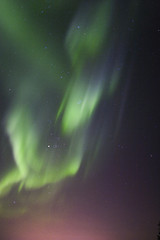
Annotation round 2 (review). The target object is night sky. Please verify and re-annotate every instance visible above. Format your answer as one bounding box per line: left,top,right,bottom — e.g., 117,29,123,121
0,0,160,240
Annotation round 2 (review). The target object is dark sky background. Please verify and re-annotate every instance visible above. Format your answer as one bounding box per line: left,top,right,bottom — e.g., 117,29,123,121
0,0,160,240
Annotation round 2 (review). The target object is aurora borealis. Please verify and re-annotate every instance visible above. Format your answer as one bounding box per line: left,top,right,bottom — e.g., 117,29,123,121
0,0,117,201
0,0,160,239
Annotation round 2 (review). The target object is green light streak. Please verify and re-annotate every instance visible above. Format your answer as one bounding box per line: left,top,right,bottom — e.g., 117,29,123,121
66,1,111,66
0,103,82,196
57,80,102,134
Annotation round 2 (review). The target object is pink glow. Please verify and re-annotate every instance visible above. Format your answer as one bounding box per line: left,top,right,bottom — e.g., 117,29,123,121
3,213,113,240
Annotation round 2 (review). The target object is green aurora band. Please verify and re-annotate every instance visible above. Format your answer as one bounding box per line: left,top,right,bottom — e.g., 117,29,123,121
0,0,134,215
